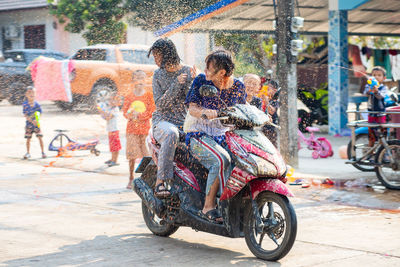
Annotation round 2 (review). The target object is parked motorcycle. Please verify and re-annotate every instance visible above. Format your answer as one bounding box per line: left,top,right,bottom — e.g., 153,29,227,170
347,87,399,172
133,85,297,261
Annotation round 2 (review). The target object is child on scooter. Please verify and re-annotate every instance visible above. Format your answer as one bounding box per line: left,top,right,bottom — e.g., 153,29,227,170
363,66,388,147
262,79,280,147
243,73,262,109
22,86,46,159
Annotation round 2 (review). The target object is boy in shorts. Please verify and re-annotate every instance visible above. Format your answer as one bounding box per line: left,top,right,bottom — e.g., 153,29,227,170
363,66,389,147
22,86,46,159
123,70,155,189
98,92,122,167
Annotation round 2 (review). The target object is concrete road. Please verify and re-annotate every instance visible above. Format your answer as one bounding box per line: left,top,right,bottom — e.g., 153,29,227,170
0,101,399,266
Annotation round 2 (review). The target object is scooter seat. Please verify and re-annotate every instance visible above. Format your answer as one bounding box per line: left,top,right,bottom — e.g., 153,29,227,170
306,126,320,132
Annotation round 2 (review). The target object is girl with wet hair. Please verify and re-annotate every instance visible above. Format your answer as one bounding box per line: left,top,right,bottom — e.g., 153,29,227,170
184,48,247,223
148,38,181,68
148,38,195,197
204,49,235,77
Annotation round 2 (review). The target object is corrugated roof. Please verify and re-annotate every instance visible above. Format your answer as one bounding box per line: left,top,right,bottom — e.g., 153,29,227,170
0,0,48,12
156,0,400,36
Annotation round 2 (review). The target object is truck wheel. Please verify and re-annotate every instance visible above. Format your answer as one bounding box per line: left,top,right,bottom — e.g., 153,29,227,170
90,81,116,111
55,101,76,111
8,81,28,105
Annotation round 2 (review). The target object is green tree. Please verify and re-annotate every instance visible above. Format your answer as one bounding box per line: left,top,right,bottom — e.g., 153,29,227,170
126,0,218,31
214,33,275,76
48,0,127,45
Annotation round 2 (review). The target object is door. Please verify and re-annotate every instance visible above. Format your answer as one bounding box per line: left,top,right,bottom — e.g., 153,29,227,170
24,25,45,49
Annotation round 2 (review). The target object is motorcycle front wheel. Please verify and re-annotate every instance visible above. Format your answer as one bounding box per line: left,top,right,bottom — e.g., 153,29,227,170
244,191,297,261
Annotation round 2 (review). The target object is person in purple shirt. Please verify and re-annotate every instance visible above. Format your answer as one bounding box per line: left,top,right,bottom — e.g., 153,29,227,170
185,49,246,223
22,86,46,159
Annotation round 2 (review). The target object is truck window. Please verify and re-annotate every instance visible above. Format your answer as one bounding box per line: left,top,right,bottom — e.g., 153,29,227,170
120,50,155,65
72,49,107,61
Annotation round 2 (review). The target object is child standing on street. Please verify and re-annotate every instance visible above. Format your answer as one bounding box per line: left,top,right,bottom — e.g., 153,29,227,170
262,79,280,147
123,70,155,189
23,86,46,159
243,73,262,109
363,66,389,147
98,92,122,167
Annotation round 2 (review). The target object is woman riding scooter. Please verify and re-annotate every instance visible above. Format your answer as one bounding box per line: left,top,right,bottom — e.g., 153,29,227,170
185,49,246,223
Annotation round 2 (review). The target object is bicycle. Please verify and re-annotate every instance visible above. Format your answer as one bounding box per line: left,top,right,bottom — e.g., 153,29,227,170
297,122,333,159
347,111,400,190
48,129,100,156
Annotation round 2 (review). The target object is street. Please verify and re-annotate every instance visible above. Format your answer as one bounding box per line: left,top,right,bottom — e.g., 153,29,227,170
0,101,399,267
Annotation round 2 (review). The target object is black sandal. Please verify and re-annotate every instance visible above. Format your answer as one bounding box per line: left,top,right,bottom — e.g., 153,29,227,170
154,183,171,198
198,209,223,224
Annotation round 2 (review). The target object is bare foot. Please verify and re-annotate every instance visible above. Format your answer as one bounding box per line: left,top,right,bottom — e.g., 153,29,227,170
126,178,133,189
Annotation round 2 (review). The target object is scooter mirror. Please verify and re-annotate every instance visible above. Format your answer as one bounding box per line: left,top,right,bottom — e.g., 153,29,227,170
199,85,218,97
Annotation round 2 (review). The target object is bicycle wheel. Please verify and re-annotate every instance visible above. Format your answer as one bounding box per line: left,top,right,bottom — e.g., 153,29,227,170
316,137,332,158
346,133,375,172
375,140,400,190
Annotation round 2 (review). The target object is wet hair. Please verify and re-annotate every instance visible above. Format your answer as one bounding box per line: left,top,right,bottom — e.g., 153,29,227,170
205,49,235,77
132,69,147,81
147,38,181,67
371,66,386,77
268,79,279,89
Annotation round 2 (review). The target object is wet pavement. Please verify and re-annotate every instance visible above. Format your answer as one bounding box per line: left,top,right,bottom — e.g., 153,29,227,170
1,101,399,266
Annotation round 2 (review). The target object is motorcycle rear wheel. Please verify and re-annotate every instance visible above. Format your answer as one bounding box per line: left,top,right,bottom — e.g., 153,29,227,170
142,201,179,237
244,191,297,261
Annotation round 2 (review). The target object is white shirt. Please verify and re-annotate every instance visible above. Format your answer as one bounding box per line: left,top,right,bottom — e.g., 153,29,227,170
106,106,119,132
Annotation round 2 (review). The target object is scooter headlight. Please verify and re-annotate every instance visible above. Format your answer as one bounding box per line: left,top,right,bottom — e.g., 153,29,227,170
234,153,277,177
250,154,277,176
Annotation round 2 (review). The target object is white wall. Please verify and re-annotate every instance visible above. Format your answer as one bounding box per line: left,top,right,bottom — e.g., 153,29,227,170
0,8,86,55
0,8,209,61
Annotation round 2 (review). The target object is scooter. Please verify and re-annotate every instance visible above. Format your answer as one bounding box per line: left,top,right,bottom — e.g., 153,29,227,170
133,85,297,261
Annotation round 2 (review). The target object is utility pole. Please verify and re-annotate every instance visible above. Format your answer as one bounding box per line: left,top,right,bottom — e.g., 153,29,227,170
276,0,298,167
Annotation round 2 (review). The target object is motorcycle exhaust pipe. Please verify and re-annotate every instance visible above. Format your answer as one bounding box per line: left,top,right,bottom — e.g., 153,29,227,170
133,178,165,218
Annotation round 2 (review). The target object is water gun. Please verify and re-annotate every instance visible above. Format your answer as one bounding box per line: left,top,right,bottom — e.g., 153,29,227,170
257,84,269,97
34,111,40,128
367,77,379,94
97,103,108,119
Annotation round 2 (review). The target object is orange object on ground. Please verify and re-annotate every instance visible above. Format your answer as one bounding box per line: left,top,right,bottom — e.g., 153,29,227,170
338,145,348,159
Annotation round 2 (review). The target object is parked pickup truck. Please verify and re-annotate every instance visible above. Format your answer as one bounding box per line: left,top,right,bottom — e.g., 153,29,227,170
61,44,157,110
0,49,68,105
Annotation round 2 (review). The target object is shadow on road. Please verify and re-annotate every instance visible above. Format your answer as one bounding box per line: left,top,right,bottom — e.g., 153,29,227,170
4,233,279,267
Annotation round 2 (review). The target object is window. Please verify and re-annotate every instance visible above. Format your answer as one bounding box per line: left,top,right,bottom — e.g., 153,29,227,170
72,49,107,61
24,25,45,49
120,49,155,65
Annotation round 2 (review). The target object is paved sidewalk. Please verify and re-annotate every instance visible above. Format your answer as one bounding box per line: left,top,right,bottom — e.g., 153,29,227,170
293,132,378,185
